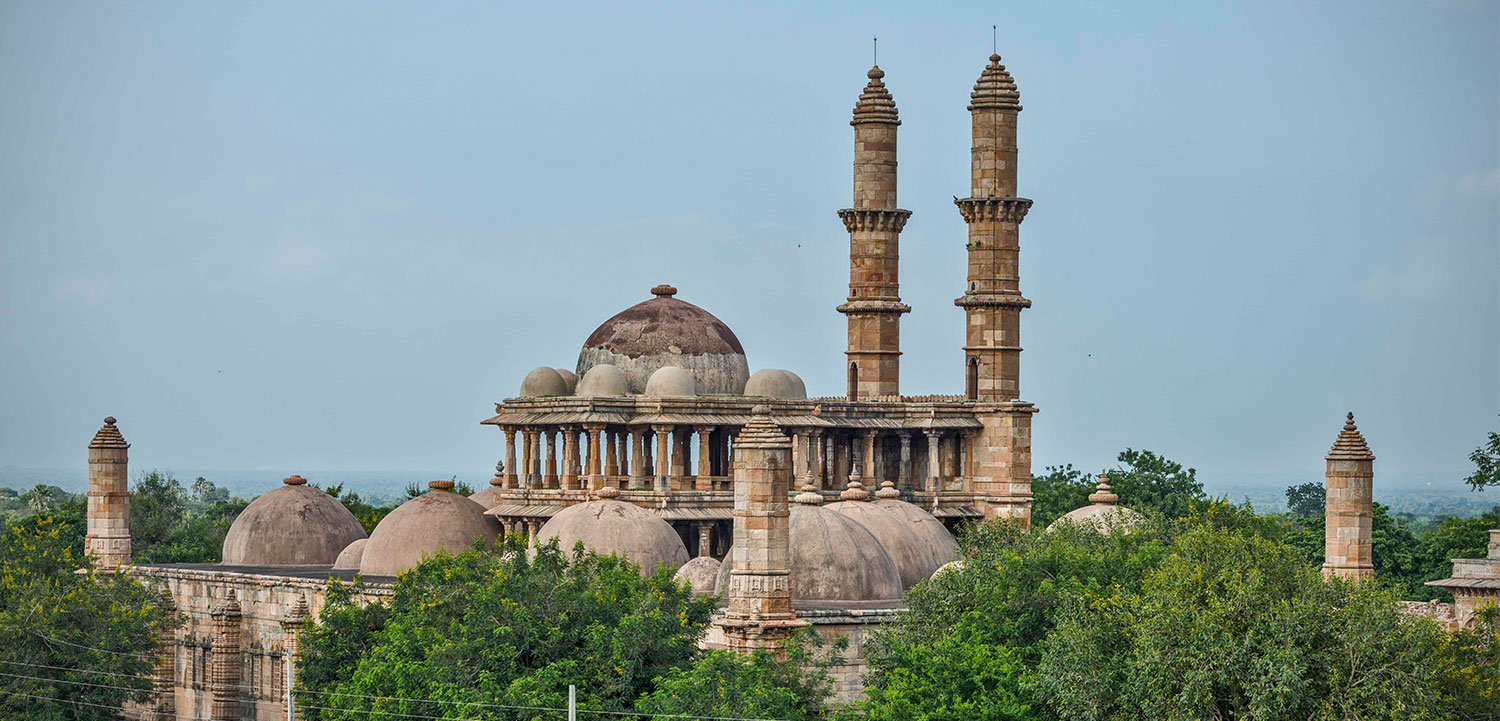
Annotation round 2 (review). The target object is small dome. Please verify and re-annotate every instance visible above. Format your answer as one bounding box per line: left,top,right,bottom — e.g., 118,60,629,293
333,538,367,570
673,556,721,596
360,481,500,577
715,488,903,609
1047,473,1145,533
930,559,964,579
827,494,958,589
221,475,367,567
644,366,696,397
519,366,568,397
469,460,506,509
743,369,807,400
554,368,578,394
576,286,749,395
576,364,631,396
535,497,689,576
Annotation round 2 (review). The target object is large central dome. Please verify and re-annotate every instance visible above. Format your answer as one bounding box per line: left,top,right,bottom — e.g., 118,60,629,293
576,284,749,395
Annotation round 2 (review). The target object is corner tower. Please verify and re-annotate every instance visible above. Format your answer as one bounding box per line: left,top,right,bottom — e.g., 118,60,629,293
955,54,1031,401
1323,412,1375,580
837,65,911,400
86,416,131,571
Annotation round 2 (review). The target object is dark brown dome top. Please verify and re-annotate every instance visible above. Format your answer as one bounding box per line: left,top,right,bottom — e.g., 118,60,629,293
583,286,745,358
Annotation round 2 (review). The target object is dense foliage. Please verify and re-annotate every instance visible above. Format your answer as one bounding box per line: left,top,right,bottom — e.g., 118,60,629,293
850,510,1498,720
1030,449,1205,528
1467,419,1500,492
297,535,832,721
130,472,248,564
0,515,177,720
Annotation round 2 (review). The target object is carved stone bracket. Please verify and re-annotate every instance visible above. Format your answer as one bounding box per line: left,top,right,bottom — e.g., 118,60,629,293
954,196,1032,223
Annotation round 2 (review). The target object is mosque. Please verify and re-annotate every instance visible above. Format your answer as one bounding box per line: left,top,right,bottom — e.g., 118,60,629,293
78,51,1494,721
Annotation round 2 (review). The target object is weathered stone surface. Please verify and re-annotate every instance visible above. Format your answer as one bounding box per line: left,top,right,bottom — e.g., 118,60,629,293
360,482,499,577
535,496,689,577
519,366,568,397
742,369,807,400
826,497,957,589
221,476,367,567
576,286,749,396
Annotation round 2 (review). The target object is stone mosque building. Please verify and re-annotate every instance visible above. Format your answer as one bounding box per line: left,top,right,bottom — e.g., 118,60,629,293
73,53,1494,720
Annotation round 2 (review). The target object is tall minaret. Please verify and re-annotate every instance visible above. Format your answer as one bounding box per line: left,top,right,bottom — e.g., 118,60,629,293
86,416,131,572
955,54,1031,402
837,65,911,400
1323,412,1375,580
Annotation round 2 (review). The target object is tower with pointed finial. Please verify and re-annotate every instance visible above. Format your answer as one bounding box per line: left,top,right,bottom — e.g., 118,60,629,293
955,53,1029,402
714,406,807,654
1323,412,1375,580
86,416,131,572
956,52,1039,526
837,63,911,400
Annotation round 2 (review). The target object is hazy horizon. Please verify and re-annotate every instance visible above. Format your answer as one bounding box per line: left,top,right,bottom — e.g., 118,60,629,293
3,2,1496,490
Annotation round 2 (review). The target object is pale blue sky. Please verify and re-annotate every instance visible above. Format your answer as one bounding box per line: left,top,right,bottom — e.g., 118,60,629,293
2,1,1496,494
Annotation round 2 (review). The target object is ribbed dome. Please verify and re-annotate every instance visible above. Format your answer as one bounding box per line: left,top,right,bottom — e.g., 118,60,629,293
535,495,689,576
360,481,499,577
715,493,903,609
576,285,749,395
742,369,807,400
827,495,958,589
221,476,366,567
577,364,631,396
673,556,721,596
969,54,1020,111
333,538,367,570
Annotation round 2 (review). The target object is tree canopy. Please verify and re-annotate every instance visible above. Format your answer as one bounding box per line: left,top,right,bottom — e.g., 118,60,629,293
297,535,833,721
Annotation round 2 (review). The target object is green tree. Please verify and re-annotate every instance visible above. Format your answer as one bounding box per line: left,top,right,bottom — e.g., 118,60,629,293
298,536,788,720
129,471,246,564
1465,419,1500,491
1284,481,1325,518
1106,448,1206,520
1035,525,1455,720
0,514,178,720
316,482,399,534
850,615,1032,721
636,633,837,721
1030,465,1093,529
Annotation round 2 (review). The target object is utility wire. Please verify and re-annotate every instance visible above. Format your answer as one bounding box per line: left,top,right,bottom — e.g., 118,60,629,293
0,657,260,693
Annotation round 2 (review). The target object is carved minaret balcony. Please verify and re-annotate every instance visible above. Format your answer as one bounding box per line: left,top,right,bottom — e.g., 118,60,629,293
955,54,1031,403
838,65,911,401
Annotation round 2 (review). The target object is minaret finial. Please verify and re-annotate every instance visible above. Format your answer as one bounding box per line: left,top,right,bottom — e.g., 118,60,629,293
873,36,877,66
993,25,997,54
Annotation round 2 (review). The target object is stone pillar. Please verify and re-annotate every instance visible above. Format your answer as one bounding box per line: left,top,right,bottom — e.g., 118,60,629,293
714,407,807,654
605,431,620,479
525,519,540,541
520,430,536,487
630,429,646,489
561,427,579,489
696,426,715,491
828,431,840,488
862,431,878,482
151,589,177,721
209,590,242,721
503,427,518,489
838,65,911,400
696,522,713,558
279,596,307,703
899,433,912,490
925,431,941,491
86,416,131,572
584,424,605,490
653,425,672,492
848,434,864,485
959,431,973,491
671,427,689,489
544,430,560,488
803,430,822,488
1323,413,1375,580
955,53,1031,402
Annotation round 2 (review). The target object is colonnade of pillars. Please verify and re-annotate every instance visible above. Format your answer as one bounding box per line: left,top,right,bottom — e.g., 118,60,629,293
500,424,735,492
787,429,975,493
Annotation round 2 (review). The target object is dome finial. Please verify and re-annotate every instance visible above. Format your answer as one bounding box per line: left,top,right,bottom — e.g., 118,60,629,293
429,479,455,491
597,485,621,500
840,479,870,501
1087,472,1119,505
875,480,900,499
283,474,307,486
650,284,677,298
794,484,823,505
